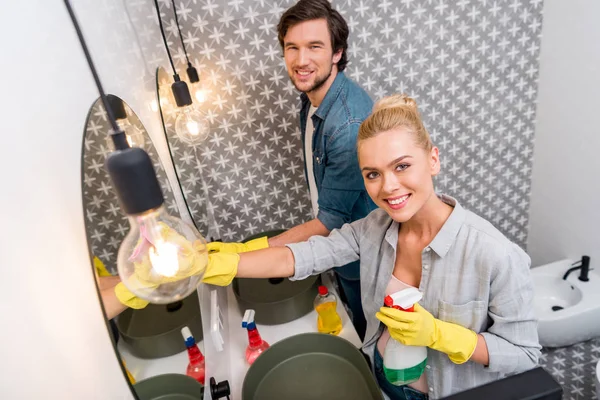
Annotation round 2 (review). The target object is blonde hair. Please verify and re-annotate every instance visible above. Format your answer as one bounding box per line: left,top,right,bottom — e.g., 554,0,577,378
358,94,432,151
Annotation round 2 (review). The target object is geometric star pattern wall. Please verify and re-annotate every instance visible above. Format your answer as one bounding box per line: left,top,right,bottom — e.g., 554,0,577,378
539,339,600,400
82,97,178,274
151,0,544,246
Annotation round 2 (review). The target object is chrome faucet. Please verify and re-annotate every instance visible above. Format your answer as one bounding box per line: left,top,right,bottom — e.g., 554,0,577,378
562,255,591,282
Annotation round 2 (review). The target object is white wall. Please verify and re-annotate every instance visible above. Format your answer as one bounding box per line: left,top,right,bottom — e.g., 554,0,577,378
0,0,176,398
528,1,600,267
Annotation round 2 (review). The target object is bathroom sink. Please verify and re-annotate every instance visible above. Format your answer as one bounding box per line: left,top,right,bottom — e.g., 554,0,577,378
532,259,600,347
532,275,582,318
233,230,321,325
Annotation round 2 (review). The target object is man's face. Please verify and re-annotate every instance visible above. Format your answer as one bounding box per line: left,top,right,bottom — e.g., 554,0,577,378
282,18,342,94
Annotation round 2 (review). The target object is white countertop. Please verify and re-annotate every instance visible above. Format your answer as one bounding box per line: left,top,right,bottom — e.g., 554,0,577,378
118,273,361,399
225,273,362,399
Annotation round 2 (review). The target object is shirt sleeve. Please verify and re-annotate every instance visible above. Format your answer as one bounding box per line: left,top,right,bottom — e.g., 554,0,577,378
480,243,541,374
286,219,362,281
316,121,366,231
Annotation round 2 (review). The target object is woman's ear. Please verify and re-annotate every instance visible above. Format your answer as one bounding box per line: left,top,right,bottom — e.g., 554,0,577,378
430,146,441,176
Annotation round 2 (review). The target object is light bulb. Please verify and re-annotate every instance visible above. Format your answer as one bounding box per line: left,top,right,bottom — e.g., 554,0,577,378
175,105,209,145
107,119,146,150
190,81,207,104
117,205,208,303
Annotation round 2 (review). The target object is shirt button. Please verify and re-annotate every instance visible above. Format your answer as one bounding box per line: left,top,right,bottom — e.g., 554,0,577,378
426,365,431,370
423,264,429,270
424,247,431,252
429,387,434,392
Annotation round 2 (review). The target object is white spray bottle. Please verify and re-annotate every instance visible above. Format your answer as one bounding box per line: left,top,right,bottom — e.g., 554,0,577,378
382,287,428,385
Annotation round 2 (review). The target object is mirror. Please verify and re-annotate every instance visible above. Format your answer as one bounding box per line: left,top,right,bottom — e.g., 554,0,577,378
82,95,205,398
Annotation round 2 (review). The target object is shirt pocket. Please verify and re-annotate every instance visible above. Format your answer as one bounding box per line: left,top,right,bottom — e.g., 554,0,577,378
437,299,487,331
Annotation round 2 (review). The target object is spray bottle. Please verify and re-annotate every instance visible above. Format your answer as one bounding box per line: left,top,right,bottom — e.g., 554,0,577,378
242,309,270,365
382,287,428,386
181,326,205,384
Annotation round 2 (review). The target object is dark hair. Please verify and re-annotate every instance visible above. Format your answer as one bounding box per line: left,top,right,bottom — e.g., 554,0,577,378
277,0,349,71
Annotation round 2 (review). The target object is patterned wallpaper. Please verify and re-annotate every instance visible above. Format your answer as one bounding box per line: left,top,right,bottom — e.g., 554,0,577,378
150,0,544,247
82,97,179,274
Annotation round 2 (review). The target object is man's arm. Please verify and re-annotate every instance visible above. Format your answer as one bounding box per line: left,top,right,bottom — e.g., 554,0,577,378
267,218,330,247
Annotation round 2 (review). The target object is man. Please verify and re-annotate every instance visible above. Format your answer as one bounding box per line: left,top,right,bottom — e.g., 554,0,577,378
210,0,376,340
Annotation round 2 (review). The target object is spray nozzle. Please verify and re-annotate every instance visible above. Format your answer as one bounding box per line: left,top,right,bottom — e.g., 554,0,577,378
242,309,256,330
181,326,196,347
385,288,423,312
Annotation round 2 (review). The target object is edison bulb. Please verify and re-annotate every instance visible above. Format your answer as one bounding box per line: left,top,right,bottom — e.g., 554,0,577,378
107,119,146,150
175,105,209,145
117,205,208,304
189,81,207,104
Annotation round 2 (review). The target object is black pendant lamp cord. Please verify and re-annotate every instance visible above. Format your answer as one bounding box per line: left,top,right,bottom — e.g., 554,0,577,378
153,0,180,81
63,0,128,149
171,0,191,66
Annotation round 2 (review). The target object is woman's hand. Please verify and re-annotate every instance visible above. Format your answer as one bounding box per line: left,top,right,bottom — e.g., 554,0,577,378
376,303,479,364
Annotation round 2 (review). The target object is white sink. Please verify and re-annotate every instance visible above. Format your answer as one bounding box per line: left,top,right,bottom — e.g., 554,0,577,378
532,259,600,347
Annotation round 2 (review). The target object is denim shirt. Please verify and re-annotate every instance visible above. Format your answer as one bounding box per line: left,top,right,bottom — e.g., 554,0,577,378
287,195,541,399
299,72,377,280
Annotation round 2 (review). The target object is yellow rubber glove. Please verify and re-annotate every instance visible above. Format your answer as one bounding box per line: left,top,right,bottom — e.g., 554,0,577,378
376,303,478,364
94,256,112,277
114,282,150,309
201,252,241,286
206,236,269,254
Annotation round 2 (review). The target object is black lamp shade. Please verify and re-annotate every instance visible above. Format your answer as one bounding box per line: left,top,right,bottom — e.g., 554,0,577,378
106,147,165,215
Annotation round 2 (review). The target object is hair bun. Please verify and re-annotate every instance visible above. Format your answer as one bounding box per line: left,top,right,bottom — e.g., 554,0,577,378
372,94,418,113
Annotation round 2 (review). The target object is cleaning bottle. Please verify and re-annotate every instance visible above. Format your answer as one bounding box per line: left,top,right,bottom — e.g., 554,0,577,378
122,359,136,384
181,326,205,385
383,287,428,386
242,309,270,365
314,285,342,336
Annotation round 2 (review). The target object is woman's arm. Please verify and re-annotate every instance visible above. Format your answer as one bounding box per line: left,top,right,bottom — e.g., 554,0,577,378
479,244,541,373
470,334,490,366
236,220,363,280
236,246,296,278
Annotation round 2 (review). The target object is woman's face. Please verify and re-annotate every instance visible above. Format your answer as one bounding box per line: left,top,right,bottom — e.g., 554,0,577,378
358,128,440,223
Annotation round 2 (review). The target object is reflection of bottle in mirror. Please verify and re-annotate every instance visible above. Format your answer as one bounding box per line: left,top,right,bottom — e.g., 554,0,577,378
382,288,427,386
181,326,205,385
175,105,209,145
314,285,342,335
122,359,136,384
242,310,270,365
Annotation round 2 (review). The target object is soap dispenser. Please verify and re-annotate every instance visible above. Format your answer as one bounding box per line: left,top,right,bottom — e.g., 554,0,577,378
242,309,270,365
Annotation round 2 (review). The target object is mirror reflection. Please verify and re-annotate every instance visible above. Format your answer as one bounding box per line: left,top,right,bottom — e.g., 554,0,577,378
82,95,205,398
156,66,220,242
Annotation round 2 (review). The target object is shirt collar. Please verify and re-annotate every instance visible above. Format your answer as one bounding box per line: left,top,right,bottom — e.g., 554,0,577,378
383,194,466,258
428,194,465,258
300,71,347,121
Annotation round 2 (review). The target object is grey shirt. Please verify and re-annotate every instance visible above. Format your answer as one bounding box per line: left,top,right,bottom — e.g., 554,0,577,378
287,194,541,399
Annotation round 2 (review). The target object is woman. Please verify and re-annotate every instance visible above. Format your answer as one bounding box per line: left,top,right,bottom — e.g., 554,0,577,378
205,94,541,399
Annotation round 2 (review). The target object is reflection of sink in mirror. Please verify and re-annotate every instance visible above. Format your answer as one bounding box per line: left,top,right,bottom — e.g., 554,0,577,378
116,290,203,359
532,259,600,347
82,95,207,391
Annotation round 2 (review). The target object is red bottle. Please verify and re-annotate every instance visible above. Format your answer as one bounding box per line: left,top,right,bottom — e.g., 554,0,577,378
242,309,270,365
181,326,205,384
